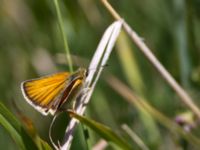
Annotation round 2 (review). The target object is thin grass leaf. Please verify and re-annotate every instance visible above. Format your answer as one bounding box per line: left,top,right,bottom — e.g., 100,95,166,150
68,110,133,150
116,31,144,93
0,102,38,150
53,0,73,72
174,0,190,87
116,31,161,145
122,124,149,150
106,75,200,148
0,102,49,150
87,90,118,148
39,139,53,150
0,102,21,131
0,114,25,150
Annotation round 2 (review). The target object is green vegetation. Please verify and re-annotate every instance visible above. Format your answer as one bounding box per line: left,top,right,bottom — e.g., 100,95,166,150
0,0,200,149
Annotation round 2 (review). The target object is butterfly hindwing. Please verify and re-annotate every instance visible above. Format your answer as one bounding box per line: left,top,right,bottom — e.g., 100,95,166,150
51,78,83,111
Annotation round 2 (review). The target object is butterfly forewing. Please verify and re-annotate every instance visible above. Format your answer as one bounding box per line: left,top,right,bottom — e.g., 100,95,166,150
21,72,70,115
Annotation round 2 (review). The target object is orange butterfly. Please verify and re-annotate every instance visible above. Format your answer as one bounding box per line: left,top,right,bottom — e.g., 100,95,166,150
21,68,87,115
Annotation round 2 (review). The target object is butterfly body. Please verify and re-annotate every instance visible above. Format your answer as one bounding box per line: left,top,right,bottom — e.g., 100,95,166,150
21,68,87,115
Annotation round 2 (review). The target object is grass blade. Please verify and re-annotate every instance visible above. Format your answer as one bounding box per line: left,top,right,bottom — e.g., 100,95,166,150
0,102,48,150
68,110,133,150
0,114,25,150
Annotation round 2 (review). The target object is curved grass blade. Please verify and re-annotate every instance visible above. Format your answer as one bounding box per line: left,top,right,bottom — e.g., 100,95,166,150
0,102,40,150
68,110,133,150
105,75,200,147
0,114,25,150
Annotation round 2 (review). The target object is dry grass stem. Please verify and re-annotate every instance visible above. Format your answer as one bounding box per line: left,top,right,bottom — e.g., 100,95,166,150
121,124,149,150
101,0,200,119
105,75,200,146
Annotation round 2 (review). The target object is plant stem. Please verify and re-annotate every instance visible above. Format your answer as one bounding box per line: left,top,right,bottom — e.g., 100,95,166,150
101,0,200,118
53,0,73,72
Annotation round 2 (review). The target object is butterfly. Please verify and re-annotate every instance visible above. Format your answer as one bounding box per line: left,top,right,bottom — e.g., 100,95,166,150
21,68,87,116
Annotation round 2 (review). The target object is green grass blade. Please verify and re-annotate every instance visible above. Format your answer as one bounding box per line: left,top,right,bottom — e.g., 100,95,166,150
0,102,39,150
0,102,21,131
53,0,73,72
116,31,161,145
116,31,144,94
0,114,25,150
68,110,133,150
39,139,53,150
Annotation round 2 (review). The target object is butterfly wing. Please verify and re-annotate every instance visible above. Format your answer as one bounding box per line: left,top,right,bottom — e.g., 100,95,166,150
21,72,70,115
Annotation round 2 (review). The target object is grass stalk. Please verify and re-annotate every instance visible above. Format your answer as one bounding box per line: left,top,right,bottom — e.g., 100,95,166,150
122,124,149,150
53,0,73,72
101,0,200,119
105,75,200,147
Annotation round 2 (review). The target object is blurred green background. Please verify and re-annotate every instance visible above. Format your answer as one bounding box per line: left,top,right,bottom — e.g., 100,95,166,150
0,0,200,149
